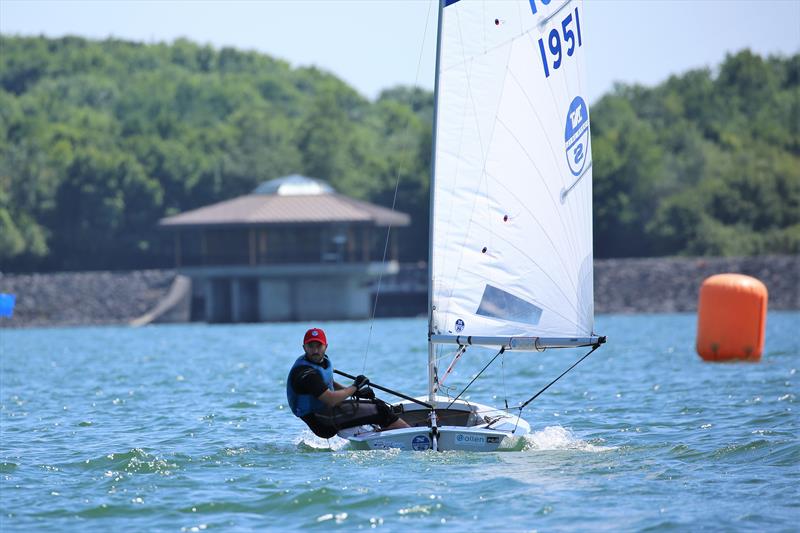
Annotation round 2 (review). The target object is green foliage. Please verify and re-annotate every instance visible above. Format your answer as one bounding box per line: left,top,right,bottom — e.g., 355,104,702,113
593,50,799,257
0,36,796,271
0,35,432,270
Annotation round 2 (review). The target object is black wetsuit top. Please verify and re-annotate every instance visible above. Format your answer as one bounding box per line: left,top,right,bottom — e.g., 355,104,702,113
288,357,331,399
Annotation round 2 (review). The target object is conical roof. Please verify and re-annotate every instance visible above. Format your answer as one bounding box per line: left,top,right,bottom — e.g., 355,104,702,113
252,175,334,196
160,175,409,228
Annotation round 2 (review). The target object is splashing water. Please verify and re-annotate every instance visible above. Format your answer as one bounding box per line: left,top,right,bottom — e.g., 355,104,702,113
293,431,350,452
524,426,614,452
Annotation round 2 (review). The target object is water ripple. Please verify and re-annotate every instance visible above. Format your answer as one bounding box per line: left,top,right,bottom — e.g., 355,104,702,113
1,314,798,532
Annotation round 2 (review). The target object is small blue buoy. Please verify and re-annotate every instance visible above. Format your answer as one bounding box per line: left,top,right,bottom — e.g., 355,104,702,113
0,293,16,318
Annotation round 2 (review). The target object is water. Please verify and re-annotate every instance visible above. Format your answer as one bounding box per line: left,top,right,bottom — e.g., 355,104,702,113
1,313,798,532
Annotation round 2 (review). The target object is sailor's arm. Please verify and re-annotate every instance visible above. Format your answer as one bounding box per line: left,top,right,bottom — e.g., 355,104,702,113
318,386,357,407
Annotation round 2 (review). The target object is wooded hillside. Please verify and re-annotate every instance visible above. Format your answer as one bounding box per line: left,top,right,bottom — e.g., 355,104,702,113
0,36,797,271
592,51,799,257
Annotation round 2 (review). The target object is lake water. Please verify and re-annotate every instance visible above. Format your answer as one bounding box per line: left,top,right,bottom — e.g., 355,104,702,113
1,312,798,532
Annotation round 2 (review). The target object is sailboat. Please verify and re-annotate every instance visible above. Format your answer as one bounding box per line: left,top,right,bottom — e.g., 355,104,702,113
339,0,604,451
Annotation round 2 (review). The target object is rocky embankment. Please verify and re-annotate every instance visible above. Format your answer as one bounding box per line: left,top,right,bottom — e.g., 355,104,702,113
593,255,798,314
0,270,176,328
0,256,797,328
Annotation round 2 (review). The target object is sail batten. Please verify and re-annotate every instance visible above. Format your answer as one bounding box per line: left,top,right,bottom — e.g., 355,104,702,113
431,0,594,341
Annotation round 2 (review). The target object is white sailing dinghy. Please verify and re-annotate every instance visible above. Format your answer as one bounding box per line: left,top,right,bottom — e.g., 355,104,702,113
340,0,604,451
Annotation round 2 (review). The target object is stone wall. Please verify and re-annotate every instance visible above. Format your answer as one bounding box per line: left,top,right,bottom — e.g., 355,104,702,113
1,255,797,328
0,270,176,328
593,255,799,314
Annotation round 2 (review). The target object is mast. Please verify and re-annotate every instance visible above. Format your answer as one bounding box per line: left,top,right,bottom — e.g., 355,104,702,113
427,0,445,448
427,0,445,403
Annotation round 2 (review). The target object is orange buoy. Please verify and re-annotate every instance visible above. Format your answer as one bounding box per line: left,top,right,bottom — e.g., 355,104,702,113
696,273,768,362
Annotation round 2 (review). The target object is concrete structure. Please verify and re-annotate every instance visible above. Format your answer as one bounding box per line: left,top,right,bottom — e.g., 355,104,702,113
159,175,410,323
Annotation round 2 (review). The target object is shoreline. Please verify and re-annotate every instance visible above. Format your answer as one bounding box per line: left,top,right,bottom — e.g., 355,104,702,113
1,255,797,328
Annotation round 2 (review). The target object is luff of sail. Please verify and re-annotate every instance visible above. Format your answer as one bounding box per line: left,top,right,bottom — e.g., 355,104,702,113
430,0,596,346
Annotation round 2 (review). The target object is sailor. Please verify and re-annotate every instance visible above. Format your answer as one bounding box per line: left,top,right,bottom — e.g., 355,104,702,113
286,327,411,438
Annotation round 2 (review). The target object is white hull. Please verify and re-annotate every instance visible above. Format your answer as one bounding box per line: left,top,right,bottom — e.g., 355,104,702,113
338,397,530,452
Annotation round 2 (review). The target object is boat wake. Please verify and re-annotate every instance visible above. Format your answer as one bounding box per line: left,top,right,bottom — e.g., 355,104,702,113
523,426,613,452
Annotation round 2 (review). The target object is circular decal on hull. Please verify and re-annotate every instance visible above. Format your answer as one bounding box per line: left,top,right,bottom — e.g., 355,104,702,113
412,435,431,451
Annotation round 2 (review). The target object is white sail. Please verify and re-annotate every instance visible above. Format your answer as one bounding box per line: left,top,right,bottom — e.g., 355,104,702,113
342,0,599,452
430,0,594,342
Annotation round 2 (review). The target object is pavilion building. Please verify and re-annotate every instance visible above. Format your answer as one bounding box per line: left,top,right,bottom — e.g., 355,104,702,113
159,175,410,323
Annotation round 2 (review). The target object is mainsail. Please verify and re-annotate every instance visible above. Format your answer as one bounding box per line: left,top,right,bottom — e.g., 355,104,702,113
339,0,602,452
430,0,596,346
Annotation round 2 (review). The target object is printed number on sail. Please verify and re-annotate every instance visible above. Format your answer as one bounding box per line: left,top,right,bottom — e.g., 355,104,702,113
528,0,553,15
536,7,583,79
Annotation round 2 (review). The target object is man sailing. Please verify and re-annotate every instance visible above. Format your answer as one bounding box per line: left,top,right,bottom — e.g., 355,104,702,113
286,328,410,438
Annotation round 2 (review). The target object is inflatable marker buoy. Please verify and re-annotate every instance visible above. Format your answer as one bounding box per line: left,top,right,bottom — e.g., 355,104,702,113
696,274,768,362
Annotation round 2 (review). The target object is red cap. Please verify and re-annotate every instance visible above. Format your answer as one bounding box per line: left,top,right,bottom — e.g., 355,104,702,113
303,328,327,345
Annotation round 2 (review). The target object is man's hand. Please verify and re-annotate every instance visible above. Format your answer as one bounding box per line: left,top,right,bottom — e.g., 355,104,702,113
353,374,370,391
355,386,375,400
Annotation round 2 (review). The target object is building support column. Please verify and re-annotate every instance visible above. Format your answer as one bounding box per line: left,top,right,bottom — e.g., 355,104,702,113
174,231,182,268
231,278,242,323
258,279,292,321
204,278,214,323
248,229,256,266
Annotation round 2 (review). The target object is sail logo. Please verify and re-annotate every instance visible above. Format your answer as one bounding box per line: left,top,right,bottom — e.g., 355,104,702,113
564,96,590,177
455,319,465,333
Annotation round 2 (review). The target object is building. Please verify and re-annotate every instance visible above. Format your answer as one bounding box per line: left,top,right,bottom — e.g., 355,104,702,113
159,175,410,323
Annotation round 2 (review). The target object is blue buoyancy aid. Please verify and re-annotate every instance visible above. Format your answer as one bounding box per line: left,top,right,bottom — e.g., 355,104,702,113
286,355,334,417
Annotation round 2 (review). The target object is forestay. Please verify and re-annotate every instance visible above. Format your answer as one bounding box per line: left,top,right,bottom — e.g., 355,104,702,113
430,0,595,345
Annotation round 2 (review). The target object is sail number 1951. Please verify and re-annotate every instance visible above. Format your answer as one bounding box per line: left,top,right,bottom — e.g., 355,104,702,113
536,7,583,79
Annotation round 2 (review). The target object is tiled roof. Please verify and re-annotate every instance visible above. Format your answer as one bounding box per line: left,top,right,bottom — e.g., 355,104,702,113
159,193,410,227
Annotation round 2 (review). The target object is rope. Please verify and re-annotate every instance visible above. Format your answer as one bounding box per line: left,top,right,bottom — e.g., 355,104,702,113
501,350,509,410
502,342,602,433
434,344,467,393
516,342,602,412
446,346,505,410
